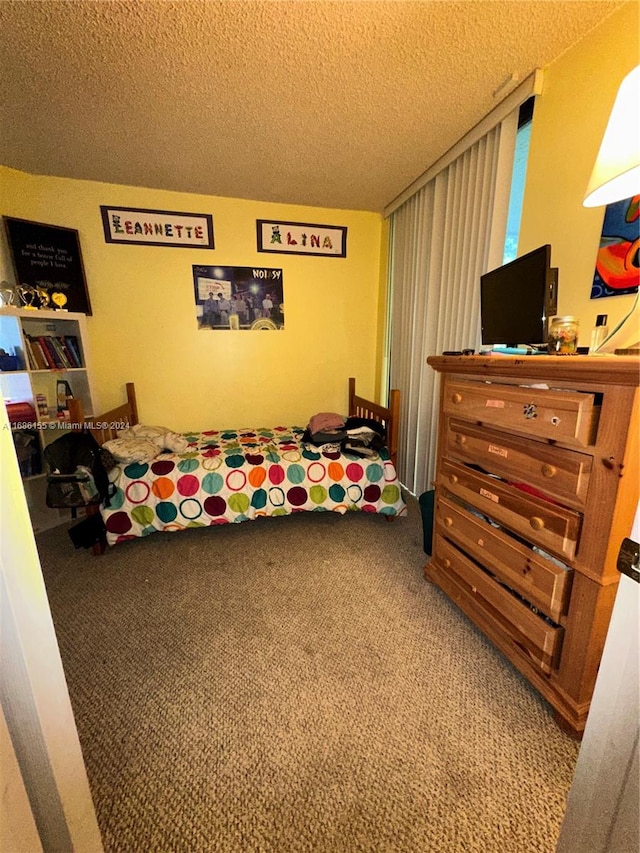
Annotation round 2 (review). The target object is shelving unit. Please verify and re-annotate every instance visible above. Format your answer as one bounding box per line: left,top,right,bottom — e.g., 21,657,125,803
0,306,95,532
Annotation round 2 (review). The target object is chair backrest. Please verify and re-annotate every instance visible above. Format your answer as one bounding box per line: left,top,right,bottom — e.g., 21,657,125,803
43,430,110,508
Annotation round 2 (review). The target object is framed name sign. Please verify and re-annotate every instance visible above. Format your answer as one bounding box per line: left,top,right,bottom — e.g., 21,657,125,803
100,205,214,249
256,219,347,258
3,217,92,314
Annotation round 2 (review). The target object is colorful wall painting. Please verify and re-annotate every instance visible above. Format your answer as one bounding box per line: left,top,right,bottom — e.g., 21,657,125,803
591,195,640,299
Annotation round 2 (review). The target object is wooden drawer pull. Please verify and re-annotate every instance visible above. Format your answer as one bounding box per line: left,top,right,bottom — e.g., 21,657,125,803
454,433,466,445
443,516,453,528
443,558,451,569
449,473,458,485
530,516,545,531
451,392,463,404
541,463,557,478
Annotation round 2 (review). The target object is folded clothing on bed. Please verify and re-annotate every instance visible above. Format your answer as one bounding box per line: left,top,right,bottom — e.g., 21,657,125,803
307,411,346,434
303,415,385,458
343,418,386,458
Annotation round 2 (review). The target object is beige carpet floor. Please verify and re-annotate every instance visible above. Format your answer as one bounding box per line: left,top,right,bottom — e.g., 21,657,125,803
37,496,579,852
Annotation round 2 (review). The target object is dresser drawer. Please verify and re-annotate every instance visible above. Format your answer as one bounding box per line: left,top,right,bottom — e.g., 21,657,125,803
446,419,592,507
439,459,582,560
442,379,598,446
433,535,564,673
435,494,572,621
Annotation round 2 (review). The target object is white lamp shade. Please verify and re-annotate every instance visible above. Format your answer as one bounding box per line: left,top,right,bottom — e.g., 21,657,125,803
584,65,640,207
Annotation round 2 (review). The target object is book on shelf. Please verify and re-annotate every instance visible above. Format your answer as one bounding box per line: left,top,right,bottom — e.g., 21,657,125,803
25,334,83,370
37,336,63,369
60,338,78,368
63,335,82,367
23,335,38,370
25,335,49,370
47,337,66,368
49,336,75,367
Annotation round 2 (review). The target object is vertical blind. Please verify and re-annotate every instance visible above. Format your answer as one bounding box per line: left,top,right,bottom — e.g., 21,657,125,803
387,110,519,495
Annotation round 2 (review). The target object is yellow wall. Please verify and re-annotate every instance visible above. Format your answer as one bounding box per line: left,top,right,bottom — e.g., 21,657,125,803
519,2,639,348
0,167,384,428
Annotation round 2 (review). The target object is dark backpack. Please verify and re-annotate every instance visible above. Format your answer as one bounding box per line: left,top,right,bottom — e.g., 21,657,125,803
44,430,113,509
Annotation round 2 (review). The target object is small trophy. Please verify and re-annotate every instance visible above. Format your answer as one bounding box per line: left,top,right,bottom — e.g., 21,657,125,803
0,281,16,307
36,287,50,309
51,289,68,310
18,284,39,309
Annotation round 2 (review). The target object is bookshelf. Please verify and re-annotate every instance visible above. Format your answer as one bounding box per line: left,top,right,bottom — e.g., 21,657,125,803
0,306,95,531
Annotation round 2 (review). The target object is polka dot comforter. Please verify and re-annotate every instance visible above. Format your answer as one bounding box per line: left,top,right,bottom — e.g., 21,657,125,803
101,425,407,546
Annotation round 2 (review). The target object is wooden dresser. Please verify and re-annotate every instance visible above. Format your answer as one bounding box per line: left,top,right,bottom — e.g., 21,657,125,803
425,355,639,738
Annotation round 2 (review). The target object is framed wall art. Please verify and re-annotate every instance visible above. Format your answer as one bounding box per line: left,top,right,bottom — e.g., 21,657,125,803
3,217,92,314
256,219,347,258
591,195,640,299
193,265,284,330
100,205,214,249
56,380,74,412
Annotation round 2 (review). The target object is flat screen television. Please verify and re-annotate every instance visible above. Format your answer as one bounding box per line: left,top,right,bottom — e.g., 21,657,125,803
480,245,558,348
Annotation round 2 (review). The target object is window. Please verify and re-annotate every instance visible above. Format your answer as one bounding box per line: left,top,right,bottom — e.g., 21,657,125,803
503,98,534,263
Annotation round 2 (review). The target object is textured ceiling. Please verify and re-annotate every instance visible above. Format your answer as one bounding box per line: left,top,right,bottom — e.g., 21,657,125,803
0,0,625,212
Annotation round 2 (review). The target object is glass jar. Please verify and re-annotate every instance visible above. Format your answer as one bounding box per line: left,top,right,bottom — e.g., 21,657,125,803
548,316,579,354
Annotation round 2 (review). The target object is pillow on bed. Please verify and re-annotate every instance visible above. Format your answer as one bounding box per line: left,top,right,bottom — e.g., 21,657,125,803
124,424,189,454
129,424,172,439
103,436,160,464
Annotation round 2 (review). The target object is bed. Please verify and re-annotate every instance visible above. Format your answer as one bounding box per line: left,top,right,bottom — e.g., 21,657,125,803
75,378,406,550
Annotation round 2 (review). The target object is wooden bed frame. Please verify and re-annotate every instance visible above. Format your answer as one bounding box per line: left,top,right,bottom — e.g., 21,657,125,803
70,378,401,553
73,378,399,463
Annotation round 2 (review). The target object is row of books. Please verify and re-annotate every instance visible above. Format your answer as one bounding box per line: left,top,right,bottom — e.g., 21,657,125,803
24,334,83,371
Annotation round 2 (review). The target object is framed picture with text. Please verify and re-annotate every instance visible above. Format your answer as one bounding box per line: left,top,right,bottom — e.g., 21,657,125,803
256,219,347,258
3,217,92,314
100,205,214,249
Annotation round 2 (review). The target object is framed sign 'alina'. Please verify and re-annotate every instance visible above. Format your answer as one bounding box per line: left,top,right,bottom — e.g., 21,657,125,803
256,219,347,258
